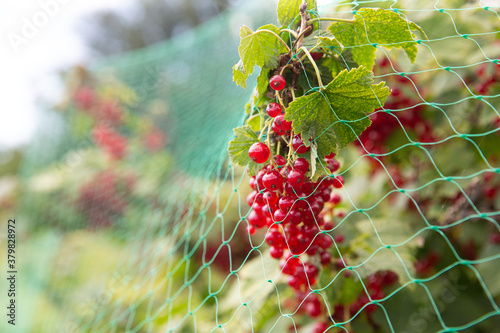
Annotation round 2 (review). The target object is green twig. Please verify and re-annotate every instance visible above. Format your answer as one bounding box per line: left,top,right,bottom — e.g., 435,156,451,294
255,29,291,53
300,46,324,88
307,17,355,25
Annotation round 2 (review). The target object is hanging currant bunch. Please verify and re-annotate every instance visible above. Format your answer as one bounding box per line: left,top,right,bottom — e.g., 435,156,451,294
228,0,425,329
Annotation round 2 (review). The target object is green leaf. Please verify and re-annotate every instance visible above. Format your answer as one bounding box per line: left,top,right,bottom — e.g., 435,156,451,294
477,244,500,297
350,218,417,284
228,125,263,175
316,36,343,53
301,30,343,51
310,142,318,178
285,66,389,158
318,269,364,306
233,60,248,89
277,0,316,28
252,67,271,105
328,8,425,70
234,24,286,88
246,115,262,132
298,59,334,92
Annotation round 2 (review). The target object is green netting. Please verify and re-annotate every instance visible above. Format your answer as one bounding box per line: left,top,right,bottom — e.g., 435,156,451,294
6,0,500,332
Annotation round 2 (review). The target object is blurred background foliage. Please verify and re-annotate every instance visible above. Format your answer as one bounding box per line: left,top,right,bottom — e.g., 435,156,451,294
1,0,500,332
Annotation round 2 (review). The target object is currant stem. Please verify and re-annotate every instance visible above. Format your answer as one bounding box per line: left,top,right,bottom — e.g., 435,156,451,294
246,113,260,124
298,44,320,62
279,64,292,77
344,304,352,331
276,90,285,109
292,26,312,50
307,17,355,25
296,1,308,51
285,131,295,169
281,28,298,39
266,125,277,168
254,29,291,53
300,46,324,88
259,122,270,140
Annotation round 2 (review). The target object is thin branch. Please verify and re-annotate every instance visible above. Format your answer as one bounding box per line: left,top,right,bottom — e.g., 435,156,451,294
299,43,320,61
254,29,291,53
296,1,309,51
281,28,299,39
292,25,312,50
307,17,355,25
276,90,285,109
300,46,324,88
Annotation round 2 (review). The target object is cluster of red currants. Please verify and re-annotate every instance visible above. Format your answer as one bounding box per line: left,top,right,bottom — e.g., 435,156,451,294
247,150,344,287
354,57,436,187
78,171,135,228
142,127,168,152
92,124,128,160
470,53,500,95
289,268,398,333
74,86,129,160
74,86,124,127
246,74,347,317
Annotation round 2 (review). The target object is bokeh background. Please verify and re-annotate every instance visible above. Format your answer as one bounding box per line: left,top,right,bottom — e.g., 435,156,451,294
1,0,500,332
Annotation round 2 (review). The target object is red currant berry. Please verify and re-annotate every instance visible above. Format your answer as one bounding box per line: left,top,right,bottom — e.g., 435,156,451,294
247,225,255,235
490,233,500,244
249,176,256,190
319,234,333,249
289,209,302,225
319,189,331,202
270,246,284,259
266,229,285,247
280,253,300,275
279,196,295,211
249,142,270,163
287,275,302,290
248,210,266,228
293,158,309,174
327,159,340,173
274,209,291,224
329,192,341,205
262,191,279,205
332,175,344,188
261,204,274,218
310,52,324,61
305,297,322,317
288,169,305,189
266,102,283,117
284,182,297,196
292,135,310,154
302,181,315,196
246,191,263,206
313,322,329,333
380,270,398,286
269,75,286,91
271,121,287,136
334,234,344,243
306,243,319,256
325,152,336,160
274,115,292,132
320,251,331,265
273,155,287,168
263,170,284,191
255,170,266,190
252,202,264,212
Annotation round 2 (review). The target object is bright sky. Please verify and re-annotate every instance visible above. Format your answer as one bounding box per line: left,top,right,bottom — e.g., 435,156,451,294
4,0,497,151
0,0,134,151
